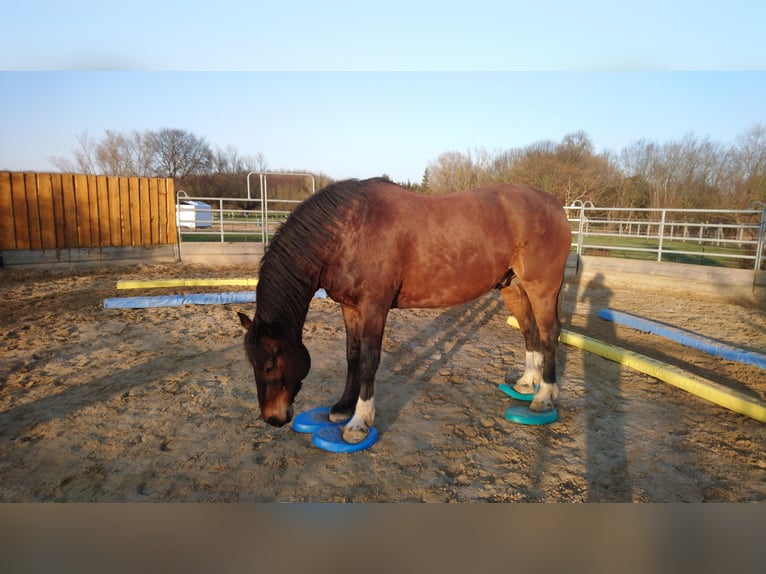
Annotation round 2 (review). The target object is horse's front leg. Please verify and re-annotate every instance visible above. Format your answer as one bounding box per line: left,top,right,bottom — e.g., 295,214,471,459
525,284,563,413
338,304,386,444
329,316,361,423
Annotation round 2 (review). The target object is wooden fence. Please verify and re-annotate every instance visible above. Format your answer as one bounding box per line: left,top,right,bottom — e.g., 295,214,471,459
0,172,177,251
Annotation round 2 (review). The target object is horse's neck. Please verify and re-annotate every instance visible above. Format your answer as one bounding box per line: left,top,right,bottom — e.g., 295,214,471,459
255,270,316,342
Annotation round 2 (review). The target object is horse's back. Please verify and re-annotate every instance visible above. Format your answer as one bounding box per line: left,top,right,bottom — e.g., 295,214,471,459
321,180,570,308
371,182,571,271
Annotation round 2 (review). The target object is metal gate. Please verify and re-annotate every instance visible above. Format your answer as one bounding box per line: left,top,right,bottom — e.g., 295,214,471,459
176,172,315,245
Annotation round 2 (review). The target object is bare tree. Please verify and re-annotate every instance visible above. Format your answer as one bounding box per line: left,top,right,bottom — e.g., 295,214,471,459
426,149,489,194
731,123,766,205
149,128,214,178
95,129,154,176
214,145,244,173
618,133,731,209
240,151,269,173
49,131,98,174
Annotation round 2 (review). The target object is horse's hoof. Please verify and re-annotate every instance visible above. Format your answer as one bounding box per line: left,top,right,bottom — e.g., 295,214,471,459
342,425,369,444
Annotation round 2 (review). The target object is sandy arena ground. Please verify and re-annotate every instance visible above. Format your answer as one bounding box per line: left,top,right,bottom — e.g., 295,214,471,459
1,263,765,502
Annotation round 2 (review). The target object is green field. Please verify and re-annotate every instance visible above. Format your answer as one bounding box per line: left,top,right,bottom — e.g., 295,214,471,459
579,234,757,269
180,233,270,243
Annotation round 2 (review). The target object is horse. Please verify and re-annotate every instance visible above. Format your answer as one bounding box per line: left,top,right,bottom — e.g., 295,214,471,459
237,177,571,444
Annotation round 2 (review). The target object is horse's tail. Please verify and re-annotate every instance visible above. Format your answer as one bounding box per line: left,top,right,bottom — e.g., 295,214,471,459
556,274,565,329
556,253,577,329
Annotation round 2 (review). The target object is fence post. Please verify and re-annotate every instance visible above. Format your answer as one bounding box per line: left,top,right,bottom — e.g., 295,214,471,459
219,199,225,243
176,190,186,250
569,200,586,255
262,176,269,245
657,209,667,262
752,202,766,272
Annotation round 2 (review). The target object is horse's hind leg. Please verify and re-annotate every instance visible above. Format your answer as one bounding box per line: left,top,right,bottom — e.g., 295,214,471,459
500,281,543,395
523,281,563,413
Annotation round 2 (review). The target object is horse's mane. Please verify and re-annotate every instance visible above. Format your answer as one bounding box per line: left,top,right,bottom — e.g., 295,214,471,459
255,178,386,338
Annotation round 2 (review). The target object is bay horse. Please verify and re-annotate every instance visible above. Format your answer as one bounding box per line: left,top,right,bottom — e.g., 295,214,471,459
237,177,571,444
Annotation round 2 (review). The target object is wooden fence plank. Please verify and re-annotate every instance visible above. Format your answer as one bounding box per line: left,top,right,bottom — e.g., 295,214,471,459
139,177,152,245
0,172,16,249
87,175,101,247
107,176,122,247
74,174,92,247
51,174,68,249
11,172,31,249
24,173,42,249
128,177,142,246
165,178,178,244
37,173,57,249
61,174,79,248
119,177,131,246
96,176,110,247
148,178,160,244
157,179,168,244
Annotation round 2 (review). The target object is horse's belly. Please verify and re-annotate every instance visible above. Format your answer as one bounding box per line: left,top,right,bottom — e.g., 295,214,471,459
395,287,493,309
395,269,499,309
391,239,508,308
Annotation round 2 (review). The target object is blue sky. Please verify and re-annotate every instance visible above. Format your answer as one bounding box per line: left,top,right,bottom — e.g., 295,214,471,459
1,2,765,183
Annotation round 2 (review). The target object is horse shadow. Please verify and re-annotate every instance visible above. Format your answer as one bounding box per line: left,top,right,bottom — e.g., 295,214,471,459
373,293,508,435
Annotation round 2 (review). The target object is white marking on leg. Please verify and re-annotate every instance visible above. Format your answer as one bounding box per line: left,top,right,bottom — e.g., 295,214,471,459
515,350,543,393
342,397,375,444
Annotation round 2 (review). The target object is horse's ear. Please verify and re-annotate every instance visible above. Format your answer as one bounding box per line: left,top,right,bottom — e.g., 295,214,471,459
237,312,252,330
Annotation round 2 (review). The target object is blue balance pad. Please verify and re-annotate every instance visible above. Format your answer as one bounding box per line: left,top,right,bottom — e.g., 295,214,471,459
498,383,537,402
291,407,349,434
311,425,379,453
504,406,558,425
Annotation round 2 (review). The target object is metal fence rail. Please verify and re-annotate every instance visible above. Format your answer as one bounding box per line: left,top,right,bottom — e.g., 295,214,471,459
565,202,766,272
175,184,766,277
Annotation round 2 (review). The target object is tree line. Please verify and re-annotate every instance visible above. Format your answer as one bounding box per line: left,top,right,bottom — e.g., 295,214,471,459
51,125,766,209
49,128,329,205
50,128,269,179
421,126,766,209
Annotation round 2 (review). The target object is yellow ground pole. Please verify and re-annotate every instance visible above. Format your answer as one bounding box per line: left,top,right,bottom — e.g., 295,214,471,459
116,278,259,289
507,316,766,423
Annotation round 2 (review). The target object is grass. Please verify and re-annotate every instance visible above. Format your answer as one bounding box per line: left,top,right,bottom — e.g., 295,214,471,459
580,234,757,269
180,233,270,243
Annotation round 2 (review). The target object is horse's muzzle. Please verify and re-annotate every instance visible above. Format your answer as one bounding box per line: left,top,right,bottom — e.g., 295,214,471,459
263,405,294,427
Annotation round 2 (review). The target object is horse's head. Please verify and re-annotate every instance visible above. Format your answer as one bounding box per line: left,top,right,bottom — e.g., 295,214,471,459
237,312,311,427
